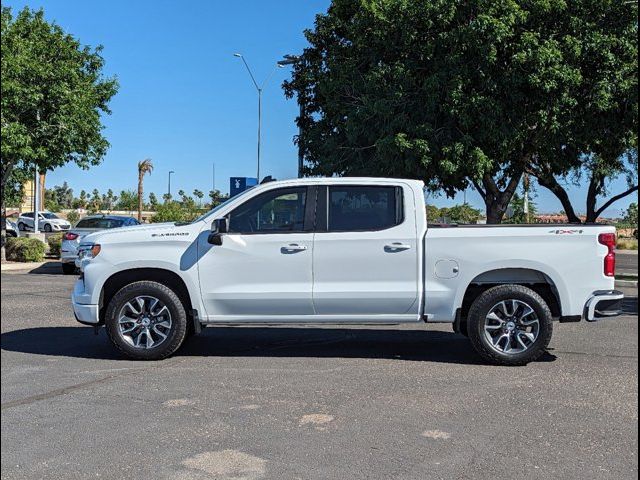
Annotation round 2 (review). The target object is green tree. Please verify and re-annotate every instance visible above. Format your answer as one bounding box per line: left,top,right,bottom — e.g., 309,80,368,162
89,188,101,213
116,190,137,212
137,158,153,221
1,6,118,257
208,189,226,208
425,204,441,223
623,202,638,226
284,0,638,224
50,181,73,208
148,192,159,210
73,189,88,210
104,188,116,211
44,188,61,212
193,189,204,207
506,192,539,224
438,204,482,224
151,201,199,224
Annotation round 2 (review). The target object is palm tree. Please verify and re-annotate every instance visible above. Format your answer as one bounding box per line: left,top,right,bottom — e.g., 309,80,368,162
137,158,153,221
193,189,204,207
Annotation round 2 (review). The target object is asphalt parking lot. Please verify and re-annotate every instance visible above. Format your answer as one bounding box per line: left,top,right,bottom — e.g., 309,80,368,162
1,272,637,480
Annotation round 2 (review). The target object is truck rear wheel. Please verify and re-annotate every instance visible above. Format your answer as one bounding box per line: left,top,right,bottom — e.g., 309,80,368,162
105,281,188,360
467,285,553,366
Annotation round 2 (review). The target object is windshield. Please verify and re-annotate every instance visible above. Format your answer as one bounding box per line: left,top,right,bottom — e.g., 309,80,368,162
76,218,125,229
186,187,257,224
40,213,59,219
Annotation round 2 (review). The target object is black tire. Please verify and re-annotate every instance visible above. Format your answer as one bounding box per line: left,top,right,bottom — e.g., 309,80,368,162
17,222,26,231
44,223,52,232
467,285,553,366
105,280,188,360
6,231,17,237
61,263,76,275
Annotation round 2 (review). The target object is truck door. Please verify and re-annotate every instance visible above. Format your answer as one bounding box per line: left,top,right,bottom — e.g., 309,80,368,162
312,184,420,317
197,186,315,319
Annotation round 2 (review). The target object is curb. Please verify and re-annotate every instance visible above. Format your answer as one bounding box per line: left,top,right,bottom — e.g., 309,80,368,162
1,260,60,272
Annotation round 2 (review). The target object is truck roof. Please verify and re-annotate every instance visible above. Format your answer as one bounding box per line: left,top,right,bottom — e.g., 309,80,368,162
259,177,425,188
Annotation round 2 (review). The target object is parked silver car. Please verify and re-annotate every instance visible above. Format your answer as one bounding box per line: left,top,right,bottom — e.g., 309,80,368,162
18,211,71,232
61,215,140,274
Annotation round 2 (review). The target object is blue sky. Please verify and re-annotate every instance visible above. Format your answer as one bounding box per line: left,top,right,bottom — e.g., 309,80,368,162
5,0,637,217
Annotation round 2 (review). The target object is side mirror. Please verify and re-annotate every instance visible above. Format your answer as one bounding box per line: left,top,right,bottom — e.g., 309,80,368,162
208,217,229,245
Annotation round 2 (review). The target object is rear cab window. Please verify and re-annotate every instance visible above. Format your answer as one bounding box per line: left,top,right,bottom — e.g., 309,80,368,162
325,185,404,232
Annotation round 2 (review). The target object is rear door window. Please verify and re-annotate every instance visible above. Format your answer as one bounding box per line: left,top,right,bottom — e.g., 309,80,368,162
327,186,403,232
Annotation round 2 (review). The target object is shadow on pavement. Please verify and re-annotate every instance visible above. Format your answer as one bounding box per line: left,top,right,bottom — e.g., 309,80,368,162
622,295,638,315
0,325,557,365
26,261,63,275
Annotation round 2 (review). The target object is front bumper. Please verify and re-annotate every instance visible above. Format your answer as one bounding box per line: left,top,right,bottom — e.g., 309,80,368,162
72,300,100,325
71,279,100,325
584,290,625,322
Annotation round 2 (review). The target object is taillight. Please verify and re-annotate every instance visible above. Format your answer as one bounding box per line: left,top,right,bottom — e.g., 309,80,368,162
598,233,616,277
63,232,79,241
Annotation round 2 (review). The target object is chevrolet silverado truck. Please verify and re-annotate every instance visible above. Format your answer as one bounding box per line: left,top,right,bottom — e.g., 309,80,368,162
71,177,624,365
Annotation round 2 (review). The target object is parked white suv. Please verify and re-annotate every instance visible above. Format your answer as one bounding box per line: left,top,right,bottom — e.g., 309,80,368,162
71,178,624,365
18,211,71,232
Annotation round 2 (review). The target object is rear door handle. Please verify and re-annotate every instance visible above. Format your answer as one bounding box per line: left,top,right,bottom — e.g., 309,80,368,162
384,243,412,252
281,243,308,253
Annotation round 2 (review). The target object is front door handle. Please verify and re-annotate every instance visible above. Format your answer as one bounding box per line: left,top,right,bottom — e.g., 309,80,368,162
281,243,308,254
384,242,412,252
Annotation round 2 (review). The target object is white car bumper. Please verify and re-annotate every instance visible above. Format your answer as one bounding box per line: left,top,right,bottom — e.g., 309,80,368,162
71,279,99,324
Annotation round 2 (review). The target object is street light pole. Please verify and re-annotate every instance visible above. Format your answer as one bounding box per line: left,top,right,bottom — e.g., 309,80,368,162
34,110,40,234
234,53,283,182
168,170,175,198
277,54,304,178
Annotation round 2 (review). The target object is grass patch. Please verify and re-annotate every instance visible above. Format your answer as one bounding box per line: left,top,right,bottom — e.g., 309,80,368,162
617,238,638,251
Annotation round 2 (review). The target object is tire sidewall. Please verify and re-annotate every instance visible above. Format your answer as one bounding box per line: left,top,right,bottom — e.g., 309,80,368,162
105,281,188,360
468,285,553,366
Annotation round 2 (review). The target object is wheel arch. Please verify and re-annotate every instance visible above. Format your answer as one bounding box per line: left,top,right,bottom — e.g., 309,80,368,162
457,268,563,325
99,268,194,324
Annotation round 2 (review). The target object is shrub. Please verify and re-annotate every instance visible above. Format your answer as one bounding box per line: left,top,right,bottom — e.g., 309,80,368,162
151,201,202,224
5,237,46,262
66,210,81,226
47,233,63,257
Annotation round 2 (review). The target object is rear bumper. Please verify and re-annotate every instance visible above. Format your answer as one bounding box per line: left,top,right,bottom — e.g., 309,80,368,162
584,290,625,322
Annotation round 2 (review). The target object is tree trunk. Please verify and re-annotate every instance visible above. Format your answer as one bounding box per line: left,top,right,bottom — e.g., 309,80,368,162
137,173,143,222
473,170,524,224
1,200,6,263
534,172,582,223
39,172,46,211
1,162,14,262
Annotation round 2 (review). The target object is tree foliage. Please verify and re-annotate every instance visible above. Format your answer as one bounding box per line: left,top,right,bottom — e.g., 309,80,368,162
1,6,117,258
1,6,118,195
284,0,638,223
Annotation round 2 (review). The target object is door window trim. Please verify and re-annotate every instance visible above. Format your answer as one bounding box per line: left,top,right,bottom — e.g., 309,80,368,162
225,186,316,235
317,185,406,233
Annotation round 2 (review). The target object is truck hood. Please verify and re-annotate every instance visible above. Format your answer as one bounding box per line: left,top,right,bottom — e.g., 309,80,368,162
81,222,202,245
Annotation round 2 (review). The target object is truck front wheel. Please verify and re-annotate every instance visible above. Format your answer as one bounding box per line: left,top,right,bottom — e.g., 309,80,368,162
467,285,553,366
104,281,188,360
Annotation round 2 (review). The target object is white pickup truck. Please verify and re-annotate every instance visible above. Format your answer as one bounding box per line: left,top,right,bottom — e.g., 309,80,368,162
71,177,624,365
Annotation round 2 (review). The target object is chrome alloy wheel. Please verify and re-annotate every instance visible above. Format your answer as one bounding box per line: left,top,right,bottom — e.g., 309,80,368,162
483,299,540,355
117,296,172,349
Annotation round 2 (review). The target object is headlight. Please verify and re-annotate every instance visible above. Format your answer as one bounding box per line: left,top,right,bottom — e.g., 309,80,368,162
78,243,101,261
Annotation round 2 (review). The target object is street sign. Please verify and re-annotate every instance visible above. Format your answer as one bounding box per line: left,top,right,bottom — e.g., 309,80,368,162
230,177,258,197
